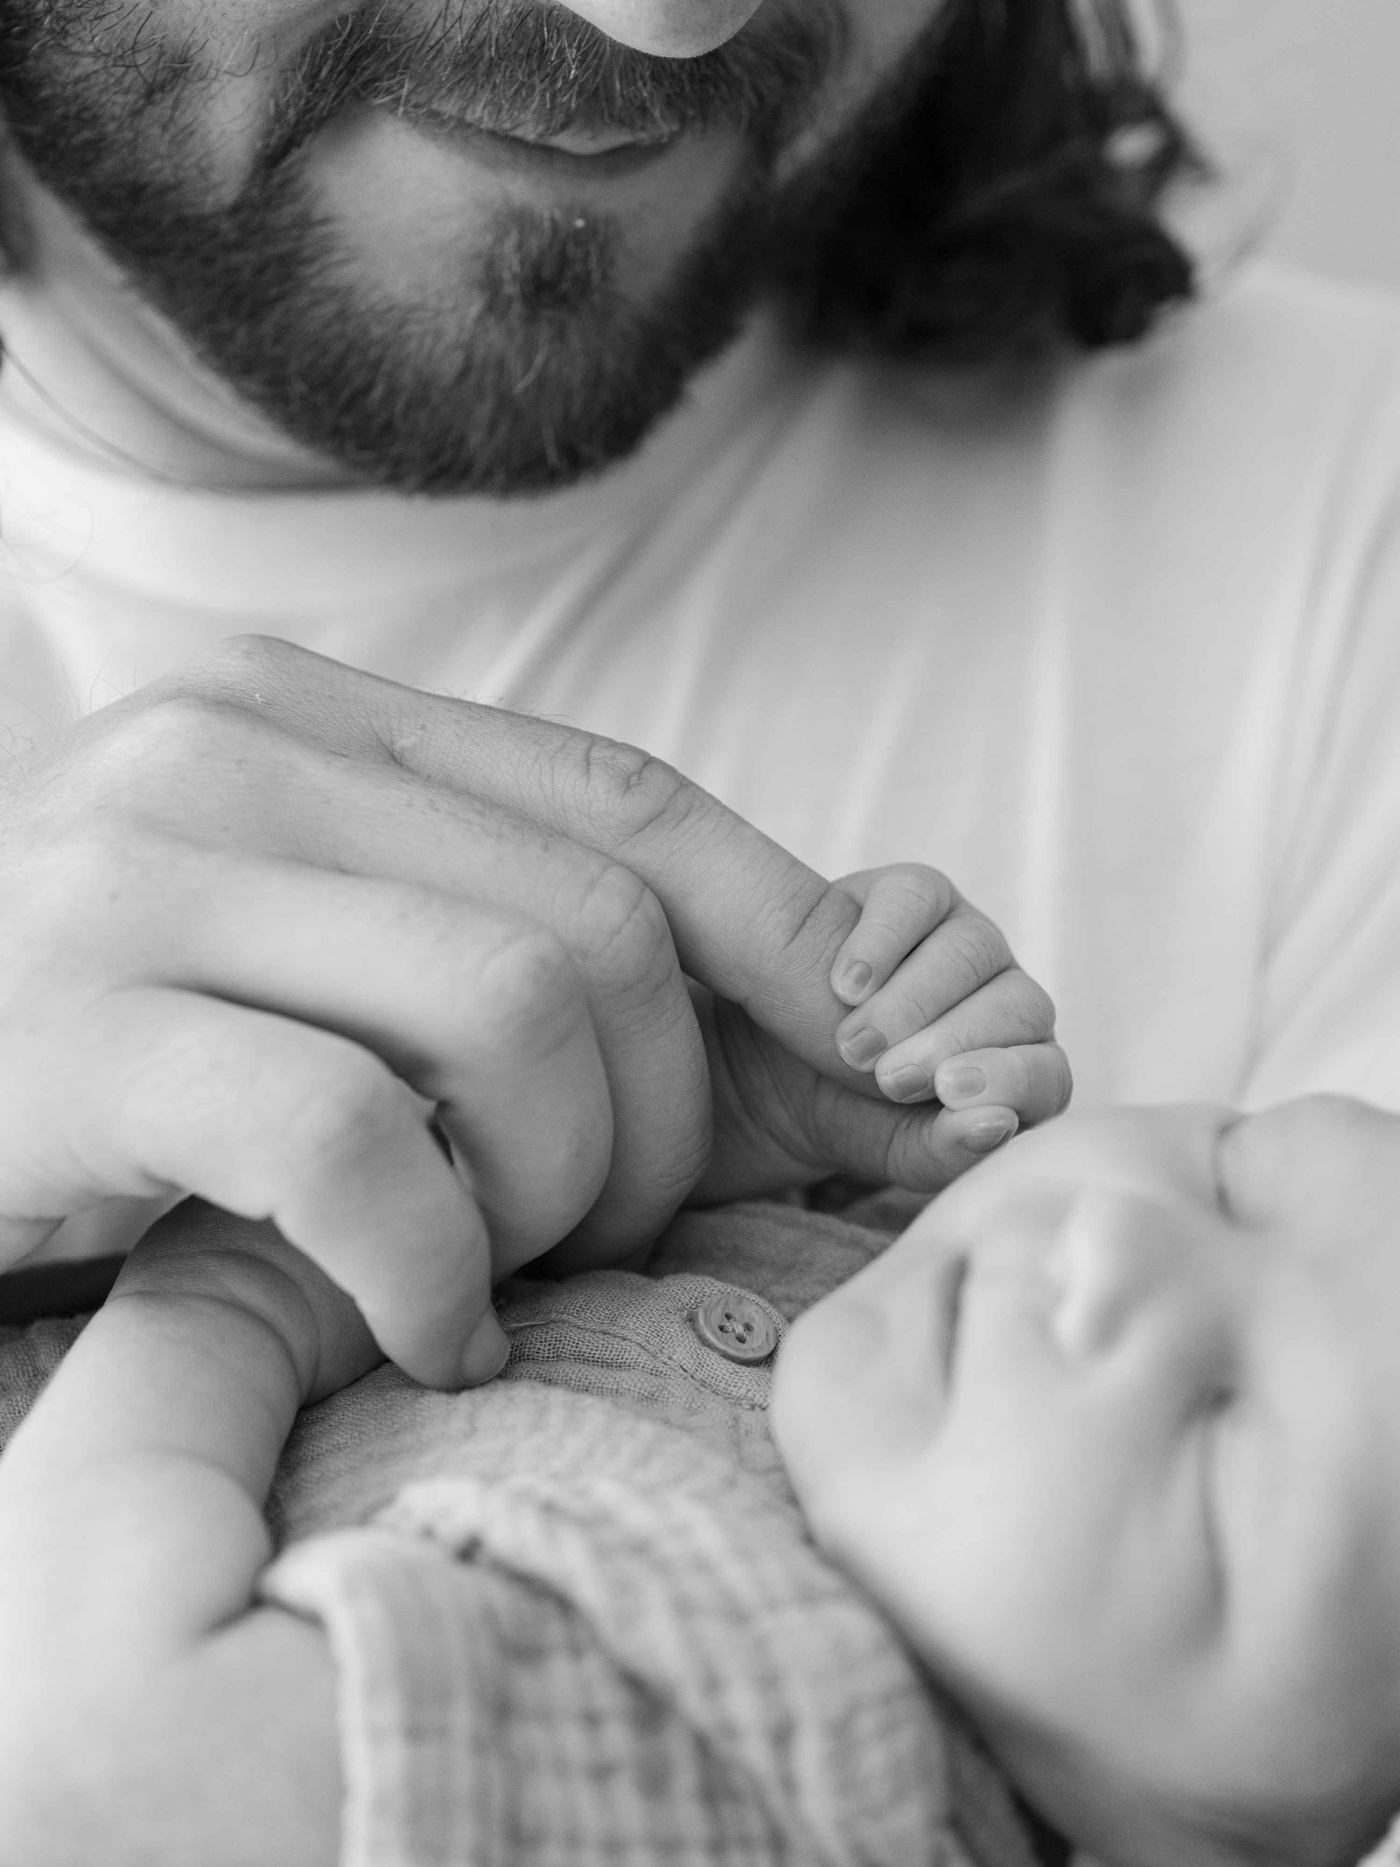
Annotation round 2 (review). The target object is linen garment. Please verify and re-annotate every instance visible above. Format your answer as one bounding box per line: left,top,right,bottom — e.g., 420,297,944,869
0,1198,1045,1867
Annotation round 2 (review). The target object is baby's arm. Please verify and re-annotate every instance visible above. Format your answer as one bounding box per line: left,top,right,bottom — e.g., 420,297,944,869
0,1203,375,1867
831,864,1070,1140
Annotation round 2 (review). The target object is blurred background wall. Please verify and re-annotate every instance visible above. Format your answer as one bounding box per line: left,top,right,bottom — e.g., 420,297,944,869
1173,0,1400,291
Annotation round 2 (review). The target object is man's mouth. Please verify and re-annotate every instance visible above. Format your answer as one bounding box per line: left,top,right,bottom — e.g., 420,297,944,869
494,120,672,155
404,101,683,168
257,0,845,186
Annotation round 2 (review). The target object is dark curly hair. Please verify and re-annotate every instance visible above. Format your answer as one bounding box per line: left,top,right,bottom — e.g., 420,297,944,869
775,0,1204,361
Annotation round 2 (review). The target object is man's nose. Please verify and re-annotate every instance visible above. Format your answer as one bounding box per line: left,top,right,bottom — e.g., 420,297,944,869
1047,1190,1199,1362
557,0,767,56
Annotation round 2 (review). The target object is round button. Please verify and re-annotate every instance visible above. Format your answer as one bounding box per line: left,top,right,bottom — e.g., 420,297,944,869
690,1292,779,1365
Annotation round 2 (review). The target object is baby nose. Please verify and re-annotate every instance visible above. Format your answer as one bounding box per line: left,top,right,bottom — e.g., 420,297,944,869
556,0,767,56
1047,1190,1183,1362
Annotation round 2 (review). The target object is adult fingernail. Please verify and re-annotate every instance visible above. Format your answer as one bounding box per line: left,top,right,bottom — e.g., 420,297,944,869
882,1064,933,1102
838,960,872,1000
839,1026,887,1068
940,1064,987,1102
963,1112,1017,1154
459,1309,511,1385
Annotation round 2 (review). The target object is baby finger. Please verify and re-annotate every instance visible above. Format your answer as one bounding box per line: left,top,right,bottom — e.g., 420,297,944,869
937,1103,1022,1159
835,906,1019,1064
830,865,957,1006
865,967,1057,1100
933,1043,1073,1126
875,1031,1069,1124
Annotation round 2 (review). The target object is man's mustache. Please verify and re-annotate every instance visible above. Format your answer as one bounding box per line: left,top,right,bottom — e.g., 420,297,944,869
262,0,845,170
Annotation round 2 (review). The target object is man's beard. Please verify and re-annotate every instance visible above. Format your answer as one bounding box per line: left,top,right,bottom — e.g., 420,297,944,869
0,0,852,493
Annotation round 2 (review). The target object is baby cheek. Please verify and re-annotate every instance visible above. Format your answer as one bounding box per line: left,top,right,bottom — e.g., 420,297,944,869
773,1293,925,1525
774,1294,882,1452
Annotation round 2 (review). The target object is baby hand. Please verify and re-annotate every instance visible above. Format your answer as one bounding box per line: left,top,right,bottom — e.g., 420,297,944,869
830,865,1070,1152
120,1199,391,1402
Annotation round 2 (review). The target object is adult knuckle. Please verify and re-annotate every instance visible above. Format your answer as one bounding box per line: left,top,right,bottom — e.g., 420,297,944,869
130,691,241,760
181,632,308,700
86,693,259,800
568,860,676,990
13,698,259,852
570,734,697,847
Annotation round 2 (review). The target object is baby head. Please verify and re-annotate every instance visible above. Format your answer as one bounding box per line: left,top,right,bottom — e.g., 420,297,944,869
772,1096,1400,1867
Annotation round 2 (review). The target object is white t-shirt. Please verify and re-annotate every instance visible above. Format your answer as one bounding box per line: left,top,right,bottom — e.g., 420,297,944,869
3,258,1399,1130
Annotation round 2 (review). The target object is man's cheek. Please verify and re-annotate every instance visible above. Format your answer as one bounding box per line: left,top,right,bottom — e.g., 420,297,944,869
115,0,351,189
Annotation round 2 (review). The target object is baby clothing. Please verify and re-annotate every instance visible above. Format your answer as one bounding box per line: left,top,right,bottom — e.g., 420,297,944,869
257,1197,1042,1867
0,1196,1043,1867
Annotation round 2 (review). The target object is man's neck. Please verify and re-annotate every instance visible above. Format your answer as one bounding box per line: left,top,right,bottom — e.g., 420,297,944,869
0,166,354,493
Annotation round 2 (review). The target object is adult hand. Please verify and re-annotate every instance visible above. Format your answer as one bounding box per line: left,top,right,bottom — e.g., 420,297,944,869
0,636,1064,1382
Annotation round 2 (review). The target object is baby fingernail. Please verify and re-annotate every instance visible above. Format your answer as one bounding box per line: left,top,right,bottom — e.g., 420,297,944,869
837,960,873,1000
459,1310,511,1385
839,1025,888,1068
940,1064,987,1102
964,1113,1017,1154
882,1065,932,1102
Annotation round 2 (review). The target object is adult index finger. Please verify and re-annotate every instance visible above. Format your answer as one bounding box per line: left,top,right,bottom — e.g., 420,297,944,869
174,639,874,1090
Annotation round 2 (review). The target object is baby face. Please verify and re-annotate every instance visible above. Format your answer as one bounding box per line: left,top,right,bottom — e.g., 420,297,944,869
772,1098,1400,1866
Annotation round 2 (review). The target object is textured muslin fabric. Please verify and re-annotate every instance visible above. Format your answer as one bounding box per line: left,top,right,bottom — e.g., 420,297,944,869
0,1313,85,1445
256,1200,1043,1867
0,1200,1043,1867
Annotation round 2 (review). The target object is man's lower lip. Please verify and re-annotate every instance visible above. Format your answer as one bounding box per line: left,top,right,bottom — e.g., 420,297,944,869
407,109,682,175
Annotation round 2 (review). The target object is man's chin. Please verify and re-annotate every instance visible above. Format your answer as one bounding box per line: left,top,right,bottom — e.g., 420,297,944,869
0,0,850,492
244,290,752,498
117,162,774,496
